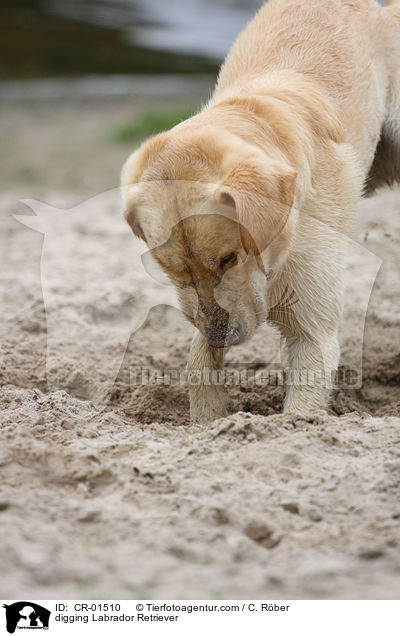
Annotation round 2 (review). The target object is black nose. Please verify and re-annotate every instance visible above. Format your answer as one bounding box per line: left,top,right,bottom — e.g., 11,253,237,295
205,324,243,348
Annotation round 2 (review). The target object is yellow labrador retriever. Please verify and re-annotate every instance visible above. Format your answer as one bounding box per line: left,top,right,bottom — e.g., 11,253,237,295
121,0,400,424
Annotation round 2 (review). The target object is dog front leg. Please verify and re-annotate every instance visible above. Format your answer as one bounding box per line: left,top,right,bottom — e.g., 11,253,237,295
283,330,340,415
187,331,228,424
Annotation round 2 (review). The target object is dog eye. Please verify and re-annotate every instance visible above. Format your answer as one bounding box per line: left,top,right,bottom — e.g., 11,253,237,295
219,252,237,269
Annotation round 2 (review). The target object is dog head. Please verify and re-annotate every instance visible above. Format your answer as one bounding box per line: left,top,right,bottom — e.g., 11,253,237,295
121,126,297,347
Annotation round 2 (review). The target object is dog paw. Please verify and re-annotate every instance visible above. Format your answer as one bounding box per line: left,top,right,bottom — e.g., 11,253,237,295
190,408,228,426
189,385,229,426
282,409,328,427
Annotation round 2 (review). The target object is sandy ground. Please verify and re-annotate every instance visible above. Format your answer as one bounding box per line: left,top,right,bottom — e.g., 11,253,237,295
0,98,400,599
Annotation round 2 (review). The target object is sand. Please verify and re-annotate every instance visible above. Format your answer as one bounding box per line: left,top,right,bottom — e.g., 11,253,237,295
0,99,399,600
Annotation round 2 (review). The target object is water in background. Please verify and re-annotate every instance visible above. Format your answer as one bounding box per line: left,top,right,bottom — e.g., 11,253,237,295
46,0,262,59
0,0,386,98
0,0,262,79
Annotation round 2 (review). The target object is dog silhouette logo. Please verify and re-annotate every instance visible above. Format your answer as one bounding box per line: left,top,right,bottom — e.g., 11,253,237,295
2,602,50,633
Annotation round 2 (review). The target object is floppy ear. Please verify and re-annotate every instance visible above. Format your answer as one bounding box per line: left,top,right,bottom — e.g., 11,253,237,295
121,133,169,242
122,185,146,241
214,157,297,253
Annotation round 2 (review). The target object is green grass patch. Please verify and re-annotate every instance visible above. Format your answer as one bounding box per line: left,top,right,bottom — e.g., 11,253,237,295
112,106,195,143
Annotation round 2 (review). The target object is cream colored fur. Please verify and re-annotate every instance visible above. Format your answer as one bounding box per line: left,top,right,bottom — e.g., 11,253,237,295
121,0,400,423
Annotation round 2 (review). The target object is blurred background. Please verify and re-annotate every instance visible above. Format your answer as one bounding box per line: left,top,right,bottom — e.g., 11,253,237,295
0,0,263,198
